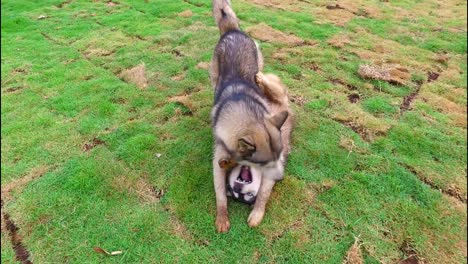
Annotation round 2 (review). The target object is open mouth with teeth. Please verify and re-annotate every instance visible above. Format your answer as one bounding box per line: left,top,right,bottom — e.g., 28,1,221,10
236,166,252,184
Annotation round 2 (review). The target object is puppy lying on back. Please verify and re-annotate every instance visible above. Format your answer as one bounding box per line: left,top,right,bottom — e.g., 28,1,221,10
222,72,294,213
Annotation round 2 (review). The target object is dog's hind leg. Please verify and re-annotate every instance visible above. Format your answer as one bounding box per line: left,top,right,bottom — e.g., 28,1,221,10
213,145,230,232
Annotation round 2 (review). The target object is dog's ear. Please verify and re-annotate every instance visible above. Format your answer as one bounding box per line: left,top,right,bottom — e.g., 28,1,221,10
238,138,256,157
218,158,237,170
268,111,288,130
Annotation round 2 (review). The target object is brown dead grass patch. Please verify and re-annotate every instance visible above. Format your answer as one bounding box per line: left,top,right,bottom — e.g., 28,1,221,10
358,64,411,85
1,166,50,201
339,136,368,154
178,10,193,18
419,91,466,115
328,34,352,48
119,64,148,89
332,103,391,141
343,237,364,264
171,72,185,81
419,91,467,127
112,175,163,204
317,7,356,27
196,61,210,70
83,48,115,58
246,23,304,46
163,204,194,242
334,31,438,78
82,137,106,152
168,94,194,112
315,1,380,26
250,0,300,11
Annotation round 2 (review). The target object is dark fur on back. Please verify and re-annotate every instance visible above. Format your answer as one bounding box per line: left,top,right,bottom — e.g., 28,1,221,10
214,31,259,90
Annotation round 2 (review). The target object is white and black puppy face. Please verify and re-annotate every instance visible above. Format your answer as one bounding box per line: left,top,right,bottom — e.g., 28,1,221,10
226,165,262,205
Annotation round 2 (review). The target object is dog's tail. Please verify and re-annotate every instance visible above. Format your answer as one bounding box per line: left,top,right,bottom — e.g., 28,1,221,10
212,0,239,35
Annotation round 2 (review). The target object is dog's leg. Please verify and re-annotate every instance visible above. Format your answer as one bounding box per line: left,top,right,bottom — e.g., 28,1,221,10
247,177,276,227
213,145,230,232
247,164,284,227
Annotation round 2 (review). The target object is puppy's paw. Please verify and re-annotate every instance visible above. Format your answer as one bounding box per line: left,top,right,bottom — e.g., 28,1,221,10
247,209,265,228
215,216,230,233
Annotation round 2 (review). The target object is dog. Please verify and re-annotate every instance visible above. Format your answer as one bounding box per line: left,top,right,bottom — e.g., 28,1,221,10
210,0,292,232
224,72,293,206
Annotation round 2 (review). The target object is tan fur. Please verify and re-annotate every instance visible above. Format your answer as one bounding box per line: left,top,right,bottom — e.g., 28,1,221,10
211,0,292,232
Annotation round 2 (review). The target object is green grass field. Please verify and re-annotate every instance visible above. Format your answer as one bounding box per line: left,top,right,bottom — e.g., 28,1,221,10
1,0,466,263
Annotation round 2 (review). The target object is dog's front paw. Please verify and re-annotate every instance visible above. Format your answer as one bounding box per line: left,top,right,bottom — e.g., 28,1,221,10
247,209,265,227
215,216,230,233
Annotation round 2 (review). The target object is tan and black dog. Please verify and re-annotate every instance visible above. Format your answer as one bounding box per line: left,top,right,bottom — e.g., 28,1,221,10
224,72,293,206
210,0,292,232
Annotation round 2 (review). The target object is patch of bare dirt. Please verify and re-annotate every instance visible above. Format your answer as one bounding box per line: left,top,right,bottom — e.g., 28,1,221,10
246,23,304,46
178,10,193,17
119,64,148,89
400,86,421,113
347,94,360,103
427,71,440,82
343,237,363,264
82,137,106,152
358,64,411,85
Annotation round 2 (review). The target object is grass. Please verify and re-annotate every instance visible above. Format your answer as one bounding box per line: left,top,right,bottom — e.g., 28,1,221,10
1,0,467,263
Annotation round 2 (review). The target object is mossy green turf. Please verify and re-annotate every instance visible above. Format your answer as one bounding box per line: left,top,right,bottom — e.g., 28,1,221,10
1,0,466,263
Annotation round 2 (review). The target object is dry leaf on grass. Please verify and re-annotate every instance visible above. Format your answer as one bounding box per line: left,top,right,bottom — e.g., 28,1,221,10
93,247,123,256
